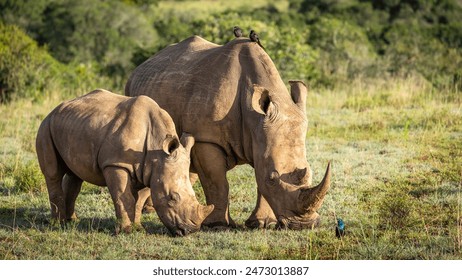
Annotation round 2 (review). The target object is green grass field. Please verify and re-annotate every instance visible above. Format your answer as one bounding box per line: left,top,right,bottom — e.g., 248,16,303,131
0,77,461,259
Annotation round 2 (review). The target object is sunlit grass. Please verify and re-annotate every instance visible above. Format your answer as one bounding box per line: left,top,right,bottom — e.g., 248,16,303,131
0,78,461,259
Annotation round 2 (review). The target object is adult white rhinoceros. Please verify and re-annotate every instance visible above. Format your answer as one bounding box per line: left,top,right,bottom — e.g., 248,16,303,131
125,36,331,230
36,89,213,236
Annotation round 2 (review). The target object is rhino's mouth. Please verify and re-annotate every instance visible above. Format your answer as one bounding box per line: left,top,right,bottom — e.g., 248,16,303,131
169,223,200,237
276,212,320,230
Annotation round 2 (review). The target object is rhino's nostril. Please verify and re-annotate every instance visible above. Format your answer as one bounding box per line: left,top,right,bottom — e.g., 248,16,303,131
173,227,189,237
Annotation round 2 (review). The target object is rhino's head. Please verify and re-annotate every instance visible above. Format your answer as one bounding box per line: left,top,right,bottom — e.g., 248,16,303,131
149,133,214,236
247,81,331,229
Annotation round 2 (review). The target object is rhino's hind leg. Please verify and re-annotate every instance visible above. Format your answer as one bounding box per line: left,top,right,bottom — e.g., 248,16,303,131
191,143,235,229
36,121,67,222
245,192,277,229
103,167,136,233
44,177,66,222
62,173,83,221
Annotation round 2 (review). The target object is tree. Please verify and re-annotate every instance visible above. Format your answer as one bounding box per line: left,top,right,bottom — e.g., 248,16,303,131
0,24,62,102
39,0,157,78
0,0,50,40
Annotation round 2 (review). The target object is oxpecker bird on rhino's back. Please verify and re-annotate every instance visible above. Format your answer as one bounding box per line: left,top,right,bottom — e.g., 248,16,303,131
233,26,243,38
249,29,265,50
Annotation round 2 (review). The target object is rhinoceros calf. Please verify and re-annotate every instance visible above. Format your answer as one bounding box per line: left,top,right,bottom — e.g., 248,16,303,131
126,36,331,230
36,89,213,236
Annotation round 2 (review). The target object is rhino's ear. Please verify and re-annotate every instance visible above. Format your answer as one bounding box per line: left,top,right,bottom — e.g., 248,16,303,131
162,135,180,155
251,84,271,115
180,132,195,154
289,81,307,114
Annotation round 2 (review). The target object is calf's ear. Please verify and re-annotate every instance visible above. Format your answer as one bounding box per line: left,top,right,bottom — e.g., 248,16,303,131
162,135,180,155
180,133,195,153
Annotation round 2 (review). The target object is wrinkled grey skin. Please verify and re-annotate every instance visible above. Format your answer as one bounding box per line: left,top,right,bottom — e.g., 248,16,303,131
36,89,213,236
126,36,331,230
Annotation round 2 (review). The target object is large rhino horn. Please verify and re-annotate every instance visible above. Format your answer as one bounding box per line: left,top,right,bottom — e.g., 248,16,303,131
298,161,331,212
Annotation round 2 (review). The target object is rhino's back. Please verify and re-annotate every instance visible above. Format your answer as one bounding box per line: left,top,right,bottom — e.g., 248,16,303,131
47,90,163,184
127,37,273,140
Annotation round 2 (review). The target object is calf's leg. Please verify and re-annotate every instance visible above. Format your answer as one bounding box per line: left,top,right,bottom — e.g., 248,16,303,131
103,167,136,233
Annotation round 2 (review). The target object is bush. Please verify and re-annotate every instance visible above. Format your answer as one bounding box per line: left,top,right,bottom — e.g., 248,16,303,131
38,0,157,79
297,0,462,90
0,23,63,102
13,160,45,194
382,20,462,89
308,16,379,86
150,10,321,84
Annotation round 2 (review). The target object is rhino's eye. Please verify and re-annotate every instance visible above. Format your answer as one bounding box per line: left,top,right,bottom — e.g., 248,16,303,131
263,102,279,126
167,192,180,207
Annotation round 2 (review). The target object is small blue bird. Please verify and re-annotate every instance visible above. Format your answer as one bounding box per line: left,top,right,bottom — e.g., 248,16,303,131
336,218,345,238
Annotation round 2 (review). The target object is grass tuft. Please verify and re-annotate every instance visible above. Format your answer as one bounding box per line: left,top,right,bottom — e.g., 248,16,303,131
12,160,45,194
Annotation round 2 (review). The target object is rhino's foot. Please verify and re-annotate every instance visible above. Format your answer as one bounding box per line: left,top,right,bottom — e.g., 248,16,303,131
115,224,133,235
245,217,277,229
132,222,145,232
202,218,237,230
114,222,145,234
66,213,79,222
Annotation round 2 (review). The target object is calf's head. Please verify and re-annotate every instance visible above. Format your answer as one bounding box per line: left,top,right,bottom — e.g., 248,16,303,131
149,133,214,236
247,81,331,229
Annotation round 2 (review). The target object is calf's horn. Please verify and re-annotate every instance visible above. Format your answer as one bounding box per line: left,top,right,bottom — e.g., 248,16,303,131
197,204,214,221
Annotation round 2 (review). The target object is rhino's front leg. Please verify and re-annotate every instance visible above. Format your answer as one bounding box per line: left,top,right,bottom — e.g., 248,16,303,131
103,167,136,233
134,187,151,222
191,143,235,228
245,191,277,229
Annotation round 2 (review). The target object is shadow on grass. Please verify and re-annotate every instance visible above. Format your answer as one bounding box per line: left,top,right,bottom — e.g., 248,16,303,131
0,205,233,237
0,206,49,231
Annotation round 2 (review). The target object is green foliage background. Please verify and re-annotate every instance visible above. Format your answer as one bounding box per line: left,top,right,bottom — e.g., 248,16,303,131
1,0,461,102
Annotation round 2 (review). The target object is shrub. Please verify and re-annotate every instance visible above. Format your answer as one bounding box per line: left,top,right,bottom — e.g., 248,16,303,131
0,23,63,102
13,160,45,194
308,16,379,87
151,10,321,83
38,0,157,79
